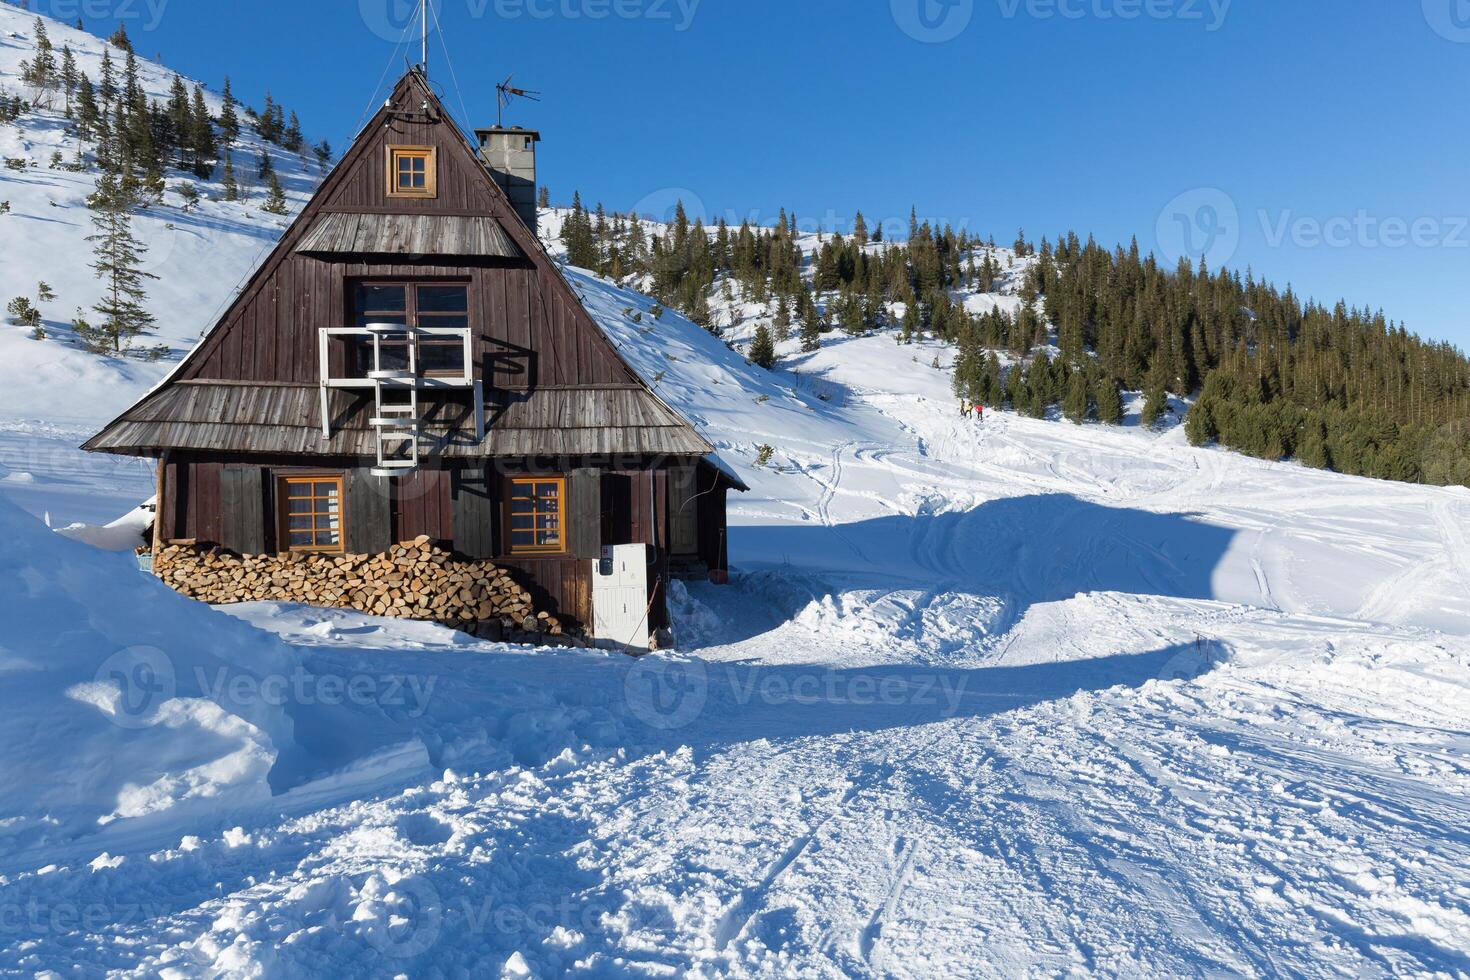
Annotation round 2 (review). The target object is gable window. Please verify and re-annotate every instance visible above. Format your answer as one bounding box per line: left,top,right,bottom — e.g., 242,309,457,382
387,146,437,198
352,282,469,377
278,476,345,553
506,476,566,555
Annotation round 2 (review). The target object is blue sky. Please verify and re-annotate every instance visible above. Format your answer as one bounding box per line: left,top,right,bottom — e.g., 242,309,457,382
53,0,1470,347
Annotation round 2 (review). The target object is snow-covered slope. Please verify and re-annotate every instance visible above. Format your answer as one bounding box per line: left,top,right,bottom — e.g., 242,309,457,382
0,6,318,522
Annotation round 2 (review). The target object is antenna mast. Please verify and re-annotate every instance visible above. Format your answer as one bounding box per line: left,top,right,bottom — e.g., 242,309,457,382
495,75,542,127
421,0,429,74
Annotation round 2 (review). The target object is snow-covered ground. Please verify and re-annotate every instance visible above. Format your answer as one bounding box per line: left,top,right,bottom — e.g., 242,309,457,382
2,257,1467,975
3,15,1469,972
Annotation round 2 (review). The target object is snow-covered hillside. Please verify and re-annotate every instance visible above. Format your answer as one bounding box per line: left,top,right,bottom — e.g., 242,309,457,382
0,5,318,523
1,32,1469,973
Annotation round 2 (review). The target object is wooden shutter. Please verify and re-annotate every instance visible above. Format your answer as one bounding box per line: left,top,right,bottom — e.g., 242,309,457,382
347,468,392,554
669,466,699,556
571,468,603,560
451,466,496,559
220,466,265,554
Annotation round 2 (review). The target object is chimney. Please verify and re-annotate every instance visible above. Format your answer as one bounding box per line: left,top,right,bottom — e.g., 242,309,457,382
476,127,541,236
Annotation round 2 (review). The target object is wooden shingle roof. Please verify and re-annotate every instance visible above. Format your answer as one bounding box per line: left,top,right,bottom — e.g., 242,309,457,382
82,381,714,458
295,212,523,257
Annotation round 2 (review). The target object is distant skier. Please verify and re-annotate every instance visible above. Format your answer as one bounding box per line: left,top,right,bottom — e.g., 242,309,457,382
975,404,985,425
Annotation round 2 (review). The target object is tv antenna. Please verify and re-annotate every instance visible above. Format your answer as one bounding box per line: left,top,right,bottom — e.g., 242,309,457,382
496,75,541,127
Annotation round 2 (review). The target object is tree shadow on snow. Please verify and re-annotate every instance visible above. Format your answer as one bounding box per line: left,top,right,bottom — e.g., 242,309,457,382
692,492,1238,646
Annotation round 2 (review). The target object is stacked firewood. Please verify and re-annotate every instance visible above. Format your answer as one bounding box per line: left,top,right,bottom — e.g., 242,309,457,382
154,536,572,641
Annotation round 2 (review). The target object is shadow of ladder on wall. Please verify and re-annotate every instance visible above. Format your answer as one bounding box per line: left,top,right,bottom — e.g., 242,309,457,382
317,322,486,478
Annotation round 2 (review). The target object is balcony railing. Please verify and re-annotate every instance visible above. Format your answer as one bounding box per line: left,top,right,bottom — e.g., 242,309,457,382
318,324,485,477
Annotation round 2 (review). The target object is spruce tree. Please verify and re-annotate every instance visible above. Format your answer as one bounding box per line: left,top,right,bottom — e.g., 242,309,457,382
218,76,240,141
188,84,216,177
21,17,58,107
799,298,822,353
109,24,133,52
221,150,239,201
262,173,289,215
313,139,333,172
83,173,158,355
1063,369,1091,424
60,45,77,116
1141,370,1168,429
1095,376,1124,425
284,111,303,153
749,324,776,369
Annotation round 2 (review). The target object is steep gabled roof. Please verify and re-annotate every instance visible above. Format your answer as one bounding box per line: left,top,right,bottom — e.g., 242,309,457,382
84,70,714,461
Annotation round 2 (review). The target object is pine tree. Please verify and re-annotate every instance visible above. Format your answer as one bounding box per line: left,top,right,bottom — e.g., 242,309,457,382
188,84,216,177
1141,369,1168,429
75,74,99,141
60,45,77,117
218,76,240,141
221,150,239,201
773,294,791,344
313,139,333,172
262,173,289,215
799,297,822,353
165,75,190,164
749,324,776,369
20,17,58,107
283,111,303,153
1095,376,1124,425
83,172,158,355
537,185,550,209
98,49,116,104
1063,369,1091,424
108,24,133,52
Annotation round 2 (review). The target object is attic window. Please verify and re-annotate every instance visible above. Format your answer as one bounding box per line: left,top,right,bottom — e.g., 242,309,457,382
387,146,436,198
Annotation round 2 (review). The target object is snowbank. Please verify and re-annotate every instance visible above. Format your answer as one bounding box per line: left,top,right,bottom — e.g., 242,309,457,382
0,494,301,855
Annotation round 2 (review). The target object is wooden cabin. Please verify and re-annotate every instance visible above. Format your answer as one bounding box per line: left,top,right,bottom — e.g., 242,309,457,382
84,69,745,646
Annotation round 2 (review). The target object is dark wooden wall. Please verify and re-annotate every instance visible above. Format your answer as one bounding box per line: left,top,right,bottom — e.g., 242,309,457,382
175,74,640,393
160,455,710,630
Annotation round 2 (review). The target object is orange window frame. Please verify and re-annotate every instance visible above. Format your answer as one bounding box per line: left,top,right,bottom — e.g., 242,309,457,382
506,476,567,556
386,145,437,198
277,475,346,554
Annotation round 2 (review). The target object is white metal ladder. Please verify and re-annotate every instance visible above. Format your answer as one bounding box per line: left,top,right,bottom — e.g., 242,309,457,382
365,323,422,478
317,323,485,478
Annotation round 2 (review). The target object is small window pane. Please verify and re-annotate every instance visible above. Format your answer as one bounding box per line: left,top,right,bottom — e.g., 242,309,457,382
356,285,406,313
417,286,469,313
